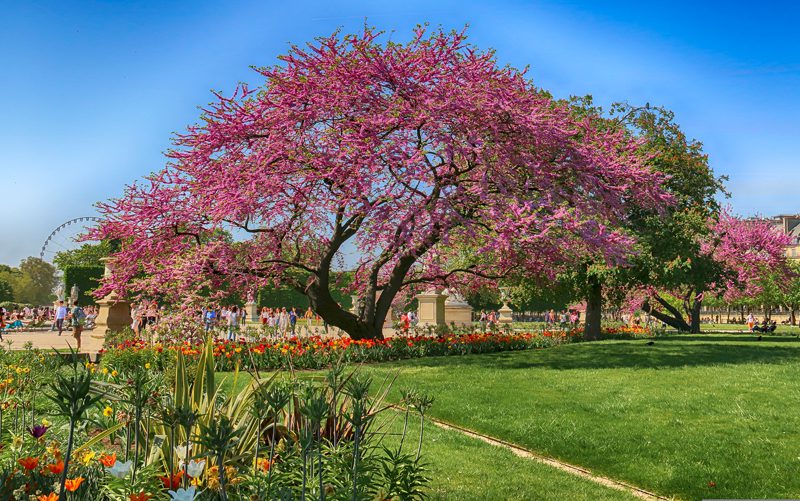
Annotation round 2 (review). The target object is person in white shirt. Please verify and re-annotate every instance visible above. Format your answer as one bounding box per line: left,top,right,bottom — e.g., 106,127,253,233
54,300,68,336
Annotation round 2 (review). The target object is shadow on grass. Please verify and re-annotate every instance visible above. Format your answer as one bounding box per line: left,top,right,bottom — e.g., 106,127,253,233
386,341,800,371
659,334,800,343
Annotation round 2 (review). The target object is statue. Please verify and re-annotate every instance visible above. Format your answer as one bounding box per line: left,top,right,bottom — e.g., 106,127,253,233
443,288,468,305
55,284,65,302
498,286,513,324
246,289,255,304
499,286,510,305
70,284,79,304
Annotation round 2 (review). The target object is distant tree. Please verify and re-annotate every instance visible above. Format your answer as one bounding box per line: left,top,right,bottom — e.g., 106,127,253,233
0,278,13,302
11,257,58,305
642,214,792,331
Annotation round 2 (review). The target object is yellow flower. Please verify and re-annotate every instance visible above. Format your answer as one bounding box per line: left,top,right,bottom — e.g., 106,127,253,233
41,418,51,427
101,368,109,375
144,363,151,369
79,450,95,465
103,406,113,418
111,370,118,377
11,435,23,450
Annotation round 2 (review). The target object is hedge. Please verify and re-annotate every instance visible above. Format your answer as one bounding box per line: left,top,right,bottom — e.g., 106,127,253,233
63,266,104,306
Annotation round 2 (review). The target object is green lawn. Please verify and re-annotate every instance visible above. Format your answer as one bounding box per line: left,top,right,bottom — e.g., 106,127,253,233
698,322,800,334
223,333,800,499
358,334,800,500
376,410,639,500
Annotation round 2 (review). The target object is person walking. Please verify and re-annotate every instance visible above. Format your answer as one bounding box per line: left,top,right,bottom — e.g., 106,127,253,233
54,300,68,336
304,307,314,336
289,307,298,337
70,302,86,351
278,307,288,336
204,305,217,334
227,306,239,341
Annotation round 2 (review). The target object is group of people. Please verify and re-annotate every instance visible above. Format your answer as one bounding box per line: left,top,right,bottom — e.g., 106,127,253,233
131,301,163,336
544,309,582,328
746,313,778,333
200,305,322,341
398,310,418,333
0,301,89,349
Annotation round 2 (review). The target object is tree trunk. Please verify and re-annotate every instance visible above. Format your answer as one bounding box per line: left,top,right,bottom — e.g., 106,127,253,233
306,283,384,340
641,295,691,332
690,298,701,333
583,279,602,340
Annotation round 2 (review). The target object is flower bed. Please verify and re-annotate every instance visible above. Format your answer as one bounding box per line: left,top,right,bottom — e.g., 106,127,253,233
101,327,654,373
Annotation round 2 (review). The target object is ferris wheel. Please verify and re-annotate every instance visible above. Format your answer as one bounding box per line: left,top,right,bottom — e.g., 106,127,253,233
39,217,102,262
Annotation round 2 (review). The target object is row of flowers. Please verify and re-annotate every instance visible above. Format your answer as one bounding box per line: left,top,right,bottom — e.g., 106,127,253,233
100,327,654,373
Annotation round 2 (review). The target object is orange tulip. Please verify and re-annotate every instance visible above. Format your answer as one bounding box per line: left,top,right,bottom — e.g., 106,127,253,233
99,452,117,467
159,470,184,489
64,477,85,492
128,492,152,501
46,460,64,475
37,494,58,501
17,456,39,470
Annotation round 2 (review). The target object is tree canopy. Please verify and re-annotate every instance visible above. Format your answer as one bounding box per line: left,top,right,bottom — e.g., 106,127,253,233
92,27,671,338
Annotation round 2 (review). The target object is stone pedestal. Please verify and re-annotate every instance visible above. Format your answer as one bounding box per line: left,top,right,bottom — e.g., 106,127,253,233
416,291,446,327
92,258,132,339
246,301,258,323
498,304,514,324
93,291,132,338
445,303,473,326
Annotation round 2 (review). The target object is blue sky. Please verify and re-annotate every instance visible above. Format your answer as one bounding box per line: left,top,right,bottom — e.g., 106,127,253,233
1,0,798,265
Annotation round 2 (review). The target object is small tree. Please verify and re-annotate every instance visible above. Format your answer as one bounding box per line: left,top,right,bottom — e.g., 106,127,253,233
642,213,792,331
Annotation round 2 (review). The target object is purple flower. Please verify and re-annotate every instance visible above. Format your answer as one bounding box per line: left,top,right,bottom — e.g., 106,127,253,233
28,424,48,439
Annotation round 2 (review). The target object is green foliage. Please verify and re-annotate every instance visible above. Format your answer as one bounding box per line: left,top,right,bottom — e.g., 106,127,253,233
0,257,58,305
63,265,104,305
0,279,12,303
54,241,112,270
258,271,354,310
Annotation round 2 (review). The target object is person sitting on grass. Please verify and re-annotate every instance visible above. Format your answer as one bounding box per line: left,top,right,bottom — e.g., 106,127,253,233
5,317,25,330
753,319,772,333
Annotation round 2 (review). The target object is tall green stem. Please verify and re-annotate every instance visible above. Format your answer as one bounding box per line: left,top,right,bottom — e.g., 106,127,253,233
416,414,424,461
58,417,76,501
351,420,361,501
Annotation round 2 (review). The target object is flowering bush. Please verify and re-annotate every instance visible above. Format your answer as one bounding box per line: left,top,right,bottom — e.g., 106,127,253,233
0,343,432,500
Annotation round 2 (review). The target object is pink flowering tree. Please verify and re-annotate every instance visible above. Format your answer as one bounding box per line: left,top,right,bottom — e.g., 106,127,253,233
91,27,670,339
642,212,791,332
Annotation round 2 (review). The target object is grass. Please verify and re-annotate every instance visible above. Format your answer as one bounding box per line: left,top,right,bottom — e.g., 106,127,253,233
697,322,799,334
222,332,800,499
377,409,639,500
354,333,800,500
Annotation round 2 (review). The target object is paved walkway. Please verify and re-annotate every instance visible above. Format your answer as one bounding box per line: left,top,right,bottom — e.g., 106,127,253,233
1,328,104,353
